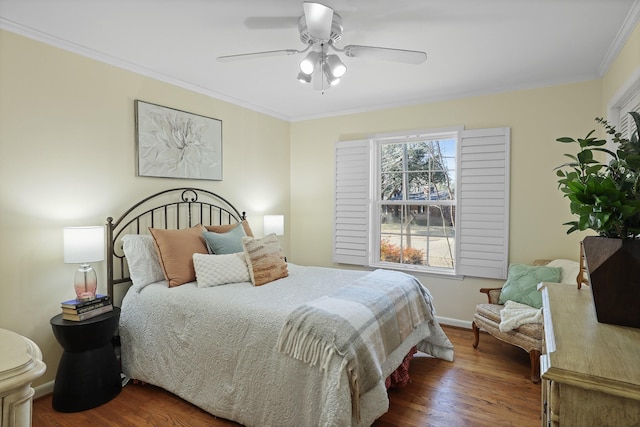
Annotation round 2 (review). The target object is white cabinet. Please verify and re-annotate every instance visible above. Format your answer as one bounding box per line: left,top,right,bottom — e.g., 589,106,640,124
0,329,46,427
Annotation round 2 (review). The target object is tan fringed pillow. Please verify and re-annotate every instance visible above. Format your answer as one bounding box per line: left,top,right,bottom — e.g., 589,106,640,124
242,233,288,286
205,220,254,237
149,225,208,287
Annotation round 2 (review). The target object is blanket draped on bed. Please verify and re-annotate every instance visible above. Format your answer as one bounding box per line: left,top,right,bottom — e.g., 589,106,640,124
276,269,454,420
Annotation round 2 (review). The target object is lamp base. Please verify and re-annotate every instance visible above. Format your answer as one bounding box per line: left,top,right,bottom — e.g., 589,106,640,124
74,263,97,300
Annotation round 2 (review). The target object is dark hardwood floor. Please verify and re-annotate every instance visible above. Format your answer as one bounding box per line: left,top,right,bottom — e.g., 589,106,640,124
33,325,541,426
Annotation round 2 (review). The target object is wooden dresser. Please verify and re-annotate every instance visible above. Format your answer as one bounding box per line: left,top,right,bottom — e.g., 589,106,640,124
540,283,640,426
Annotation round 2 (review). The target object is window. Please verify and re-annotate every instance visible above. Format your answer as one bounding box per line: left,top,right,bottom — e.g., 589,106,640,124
377,133,457,272
618,90,640,140
608,70,640,147
334,127,510,280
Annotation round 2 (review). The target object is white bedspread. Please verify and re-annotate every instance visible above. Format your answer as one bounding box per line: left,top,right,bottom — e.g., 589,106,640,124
120,264,453,427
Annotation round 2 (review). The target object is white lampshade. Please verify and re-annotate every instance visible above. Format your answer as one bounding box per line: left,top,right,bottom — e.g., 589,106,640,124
299,51,319,75
326,54,347,78
297,72,312,84
264,215,284,236
63,226,104,264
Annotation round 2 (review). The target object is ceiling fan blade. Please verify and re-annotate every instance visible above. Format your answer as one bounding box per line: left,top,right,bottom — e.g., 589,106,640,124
343,45,427,64
244,16,299,30
217,49,300,62
303,2,333,41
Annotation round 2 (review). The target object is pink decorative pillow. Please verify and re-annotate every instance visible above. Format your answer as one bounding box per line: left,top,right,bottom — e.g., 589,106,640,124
149,225,208,287
205,220,254,237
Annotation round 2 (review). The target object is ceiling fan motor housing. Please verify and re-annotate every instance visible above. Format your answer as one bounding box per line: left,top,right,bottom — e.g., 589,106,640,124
298,12,343,45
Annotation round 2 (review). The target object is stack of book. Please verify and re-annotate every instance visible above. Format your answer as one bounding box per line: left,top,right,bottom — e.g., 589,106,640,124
61,294,113,321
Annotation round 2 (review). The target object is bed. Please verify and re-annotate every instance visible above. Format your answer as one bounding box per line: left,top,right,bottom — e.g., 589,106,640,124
107,187,454,427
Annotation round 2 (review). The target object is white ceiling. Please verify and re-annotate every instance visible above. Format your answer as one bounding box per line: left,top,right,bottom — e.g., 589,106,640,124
1,0,639,121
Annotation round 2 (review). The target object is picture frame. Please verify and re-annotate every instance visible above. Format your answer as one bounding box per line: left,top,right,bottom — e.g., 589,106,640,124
135,100,222,180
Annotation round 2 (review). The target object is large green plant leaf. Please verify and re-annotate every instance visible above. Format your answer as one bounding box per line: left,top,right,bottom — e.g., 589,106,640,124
556,113,640,238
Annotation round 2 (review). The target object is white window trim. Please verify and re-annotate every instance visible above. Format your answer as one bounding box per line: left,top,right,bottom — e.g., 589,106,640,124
369,129,460,275
334,126,510,280
607,66,640,146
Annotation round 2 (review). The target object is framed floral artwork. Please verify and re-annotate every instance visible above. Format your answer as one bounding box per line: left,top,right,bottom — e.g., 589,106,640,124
135,100,222,180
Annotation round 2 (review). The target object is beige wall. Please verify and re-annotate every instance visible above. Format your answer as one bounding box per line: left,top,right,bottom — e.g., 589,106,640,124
288,19,640,326
1,18,638,389
289,81,601,323
0,30,290,386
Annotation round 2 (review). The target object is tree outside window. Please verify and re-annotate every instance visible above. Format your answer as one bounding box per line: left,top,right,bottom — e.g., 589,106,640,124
378,137,456,269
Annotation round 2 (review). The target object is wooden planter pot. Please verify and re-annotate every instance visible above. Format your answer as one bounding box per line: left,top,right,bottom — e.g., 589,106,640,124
582,236,640,329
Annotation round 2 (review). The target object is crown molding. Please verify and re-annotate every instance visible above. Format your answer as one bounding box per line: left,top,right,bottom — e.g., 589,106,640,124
2,1,637,124
0,18,291,122
598,0,640,76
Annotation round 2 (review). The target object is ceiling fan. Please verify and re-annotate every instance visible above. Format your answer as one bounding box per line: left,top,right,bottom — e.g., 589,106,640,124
217,2,427,91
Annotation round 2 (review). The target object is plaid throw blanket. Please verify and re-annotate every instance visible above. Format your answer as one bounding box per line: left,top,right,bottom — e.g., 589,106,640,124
276,269,454,420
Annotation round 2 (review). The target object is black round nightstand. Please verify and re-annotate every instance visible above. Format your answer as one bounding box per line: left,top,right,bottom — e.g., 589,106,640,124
50,306,121,412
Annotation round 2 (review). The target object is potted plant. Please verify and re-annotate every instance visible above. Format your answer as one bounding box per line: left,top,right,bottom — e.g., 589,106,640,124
555,111,640,328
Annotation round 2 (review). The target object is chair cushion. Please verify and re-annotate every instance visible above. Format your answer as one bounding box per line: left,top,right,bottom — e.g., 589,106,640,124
475,303,543,340
476,303,503,323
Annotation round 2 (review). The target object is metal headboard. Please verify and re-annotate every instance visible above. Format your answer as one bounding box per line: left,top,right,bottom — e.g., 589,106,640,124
106,187,245,302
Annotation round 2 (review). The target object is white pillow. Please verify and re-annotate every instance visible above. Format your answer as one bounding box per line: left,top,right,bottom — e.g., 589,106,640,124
546,259,581,285
122,234,165,288
193,252,250,288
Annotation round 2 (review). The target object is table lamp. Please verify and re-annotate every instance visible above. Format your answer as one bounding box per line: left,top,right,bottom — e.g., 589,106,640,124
264,215,284,236
63,226,104,300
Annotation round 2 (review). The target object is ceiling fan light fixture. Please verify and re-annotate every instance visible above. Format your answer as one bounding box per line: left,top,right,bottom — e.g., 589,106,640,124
217,3,429,93
323,65,341,86
326,54,346,78
297,72,311,83
299,51,319,75
322,61,343,86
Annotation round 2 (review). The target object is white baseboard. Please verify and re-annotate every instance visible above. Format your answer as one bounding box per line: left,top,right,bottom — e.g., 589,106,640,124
435,316,472,329
34,381,54,399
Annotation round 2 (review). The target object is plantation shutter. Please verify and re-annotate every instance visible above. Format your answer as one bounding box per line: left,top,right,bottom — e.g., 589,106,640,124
619,91,640,140
456,127,510,279
333,140,371,265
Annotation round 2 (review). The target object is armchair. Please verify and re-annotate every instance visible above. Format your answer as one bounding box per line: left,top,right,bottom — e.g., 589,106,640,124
471,259,580,383
472,284,543,383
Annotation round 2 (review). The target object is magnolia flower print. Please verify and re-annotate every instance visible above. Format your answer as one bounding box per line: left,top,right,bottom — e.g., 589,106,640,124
139,108,218,178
